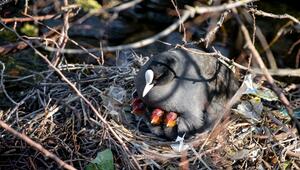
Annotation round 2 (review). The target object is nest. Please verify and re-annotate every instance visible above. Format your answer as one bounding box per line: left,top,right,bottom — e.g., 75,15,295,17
1,50,300,169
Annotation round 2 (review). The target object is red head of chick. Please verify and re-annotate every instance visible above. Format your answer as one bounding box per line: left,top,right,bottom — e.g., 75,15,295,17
150,108,165,125
131,98,146,115
165,112,178,128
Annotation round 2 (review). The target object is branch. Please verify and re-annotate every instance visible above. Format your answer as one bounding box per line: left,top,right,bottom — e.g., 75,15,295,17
186,0,257,14
109,0,143,13
249,8,300,24
1,14,56,23
50,0,71,66
204,11,229,47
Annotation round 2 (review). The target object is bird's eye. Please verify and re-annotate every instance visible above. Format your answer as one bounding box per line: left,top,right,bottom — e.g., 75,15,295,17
149,61,176,86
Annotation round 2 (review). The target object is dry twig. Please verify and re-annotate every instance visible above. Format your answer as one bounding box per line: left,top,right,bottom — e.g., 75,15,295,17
249,8,300,24
0,14,56,23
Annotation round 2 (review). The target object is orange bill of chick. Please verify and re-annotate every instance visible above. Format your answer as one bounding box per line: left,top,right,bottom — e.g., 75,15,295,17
150,108,165,125
131,98,146,115
165,112,178,127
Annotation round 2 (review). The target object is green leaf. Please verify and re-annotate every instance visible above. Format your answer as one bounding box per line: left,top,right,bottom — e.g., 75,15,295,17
85,149,114,170
20,23,38,37
76,0,102,12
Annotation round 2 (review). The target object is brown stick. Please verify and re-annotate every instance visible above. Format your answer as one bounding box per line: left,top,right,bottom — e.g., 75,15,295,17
249,8,300,24
1,14,56,23
286,150,300,159
50,0,70,66
0,120,77,170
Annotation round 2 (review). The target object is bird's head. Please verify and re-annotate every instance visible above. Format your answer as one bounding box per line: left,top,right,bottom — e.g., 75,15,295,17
142,54,178,97
165,112,178,128
150,108,165,125
131,98,145,115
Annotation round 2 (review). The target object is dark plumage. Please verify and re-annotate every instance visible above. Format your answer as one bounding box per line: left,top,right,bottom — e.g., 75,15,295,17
134,48,239,139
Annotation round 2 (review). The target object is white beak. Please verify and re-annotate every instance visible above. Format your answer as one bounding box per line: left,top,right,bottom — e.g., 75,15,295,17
143,69,154,97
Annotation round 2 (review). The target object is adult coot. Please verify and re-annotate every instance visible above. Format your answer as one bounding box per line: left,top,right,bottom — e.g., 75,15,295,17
134,48,239,139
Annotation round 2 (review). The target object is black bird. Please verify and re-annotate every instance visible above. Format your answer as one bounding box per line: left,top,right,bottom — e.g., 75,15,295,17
134,48,239,139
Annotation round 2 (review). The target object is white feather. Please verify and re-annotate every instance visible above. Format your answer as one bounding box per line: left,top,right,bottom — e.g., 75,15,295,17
145,69,154,85
142,69,155,97
143,83,154,97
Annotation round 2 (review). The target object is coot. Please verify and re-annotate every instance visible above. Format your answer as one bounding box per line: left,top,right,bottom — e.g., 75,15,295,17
134,48,239,139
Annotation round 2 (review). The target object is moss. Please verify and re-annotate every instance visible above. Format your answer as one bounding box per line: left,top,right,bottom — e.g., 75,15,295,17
20,23,38,37
76,0,102,12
